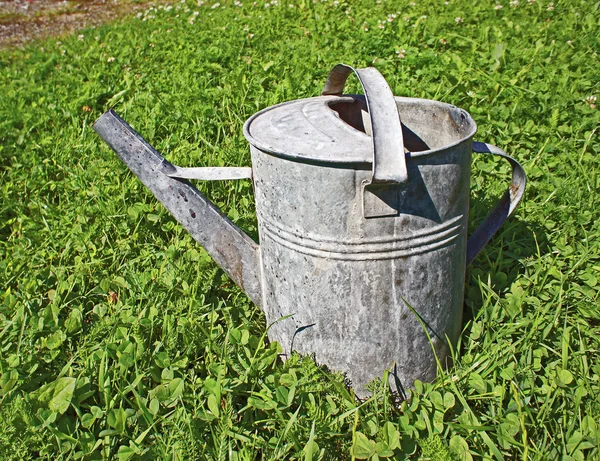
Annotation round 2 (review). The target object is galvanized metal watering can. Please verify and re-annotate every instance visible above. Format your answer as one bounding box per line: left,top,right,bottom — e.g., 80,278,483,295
94,64,526,396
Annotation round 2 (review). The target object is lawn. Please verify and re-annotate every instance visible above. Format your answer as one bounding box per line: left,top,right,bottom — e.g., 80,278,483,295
0,0,599,459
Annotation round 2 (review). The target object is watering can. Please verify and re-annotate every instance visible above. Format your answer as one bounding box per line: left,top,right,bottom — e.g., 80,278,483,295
94,64,526,396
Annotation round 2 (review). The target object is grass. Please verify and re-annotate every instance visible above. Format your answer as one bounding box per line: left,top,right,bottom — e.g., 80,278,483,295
0,0,599,459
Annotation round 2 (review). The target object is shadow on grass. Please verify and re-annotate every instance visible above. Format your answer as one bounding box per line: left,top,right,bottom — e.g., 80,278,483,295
463,191,550,324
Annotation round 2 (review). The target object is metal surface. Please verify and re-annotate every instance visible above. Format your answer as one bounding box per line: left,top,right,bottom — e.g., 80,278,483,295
467,142,527,264
322,64,408,185
93,110,262,306
94,64,526,397
249,106,473,397
243,95,374,164
159,163,252,180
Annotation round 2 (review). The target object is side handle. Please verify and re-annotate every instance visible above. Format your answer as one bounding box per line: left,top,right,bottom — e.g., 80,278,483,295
466,142,527,265
93,110,263,306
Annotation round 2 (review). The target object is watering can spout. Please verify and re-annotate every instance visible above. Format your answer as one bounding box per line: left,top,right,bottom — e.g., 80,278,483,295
93,110,263,306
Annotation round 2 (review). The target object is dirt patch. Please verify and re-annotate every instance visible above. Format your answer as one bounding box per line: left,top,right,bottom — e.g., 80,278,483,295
0,0,176,48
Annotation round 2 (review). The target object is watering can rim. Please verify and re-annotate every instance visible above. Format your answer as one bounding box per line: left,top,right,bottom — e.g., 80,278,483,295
243,94,478,166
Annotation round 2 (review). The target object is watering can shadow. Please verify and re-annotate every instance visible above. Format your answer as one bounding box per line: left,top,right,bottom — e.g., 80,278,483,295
94,64,526,397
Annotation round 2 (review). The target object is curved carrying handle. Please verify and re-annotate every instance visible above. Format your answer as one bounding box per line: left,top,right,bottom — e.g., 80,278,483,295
322,64,408,185
467,142,527,265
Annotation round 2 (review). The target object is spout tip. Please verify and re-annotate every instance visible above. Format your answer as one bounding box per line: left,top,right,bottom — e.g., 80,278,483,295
93,108,120,133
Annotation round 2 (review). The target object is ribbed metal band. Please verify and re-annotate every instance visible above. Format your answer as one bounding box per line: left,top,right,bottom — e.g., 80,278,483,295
259,215,465,261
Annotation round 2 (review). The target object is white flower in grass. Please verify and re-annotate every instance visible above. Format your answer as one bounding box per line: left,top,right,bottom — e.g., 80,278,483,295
585,95,597,109
510,0,519,6
211,2,220,8
78,34,84,41
107,56,116,62
395,49,406,58
494,4,503,9
455,16,463,23
547,2,554,10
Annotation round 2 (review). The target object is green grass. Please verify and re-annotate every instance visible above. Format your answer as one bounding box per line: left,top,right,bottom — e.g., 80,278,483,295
1,0,599,459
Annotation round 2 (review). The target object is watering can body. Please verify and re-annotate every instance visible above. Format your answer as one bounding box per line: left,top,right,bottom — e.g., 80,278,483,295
94,65,525,396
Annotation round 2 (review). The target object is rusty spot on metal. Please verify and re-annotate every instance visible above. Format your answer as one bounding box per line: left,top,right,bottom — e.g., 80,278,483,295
215,233,244,290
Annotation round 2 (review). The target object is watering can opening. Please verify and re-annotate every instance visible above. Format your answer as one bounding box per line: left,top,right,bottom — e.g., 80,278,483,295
327,96,477,155
392,99,477,153
329,96,479,150
245,93,478,166
328,95,432,153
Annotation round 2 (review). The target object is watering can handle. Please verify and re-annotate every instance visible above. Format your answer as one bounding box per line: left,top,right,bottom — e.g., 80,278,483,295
322,64,408,185
467,142,527,265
